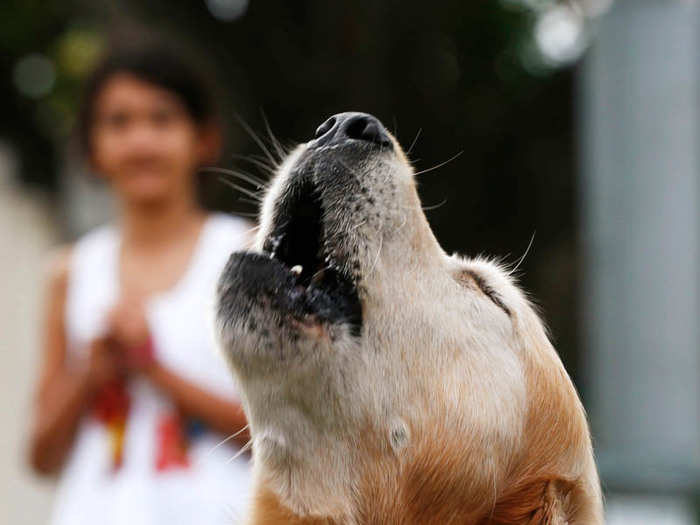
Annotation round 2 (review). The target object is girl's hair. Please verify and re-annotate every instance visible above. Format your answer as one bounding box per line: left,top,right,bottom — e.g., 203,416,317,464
77,40,218,155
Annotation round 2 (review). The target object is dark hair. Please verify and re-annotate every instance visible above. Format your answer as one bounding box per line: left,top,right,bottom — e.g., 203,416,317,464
77,40,218,155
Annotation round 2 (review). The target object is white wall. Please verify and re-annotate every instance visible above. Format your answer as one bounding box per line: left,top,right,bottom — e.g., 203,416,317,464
580,0,700,521
0,142,57,525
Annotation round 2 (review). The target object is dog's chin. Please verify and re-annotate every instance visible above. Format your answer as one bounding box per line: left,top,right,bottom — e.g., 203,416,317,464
220,250,361,340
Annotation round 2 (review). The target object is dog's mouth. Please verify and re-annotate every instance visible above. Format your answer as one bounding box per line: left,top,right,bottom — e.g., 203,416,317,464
261,178,362,336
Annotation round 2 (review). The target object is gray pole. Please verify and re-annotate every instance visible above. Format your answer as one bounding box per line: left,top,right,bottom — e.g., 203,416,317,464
580,0,700,522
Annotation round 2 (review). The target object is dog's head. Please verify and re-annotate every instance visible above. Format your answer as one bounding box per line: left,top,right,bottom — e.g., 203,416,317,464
216,113,596,522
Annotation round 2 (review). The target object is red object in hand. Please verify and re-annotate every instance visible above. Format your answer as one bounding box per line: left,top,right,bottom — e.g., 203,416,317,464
93,379,130,423
156,413,190,472
93,379,130,470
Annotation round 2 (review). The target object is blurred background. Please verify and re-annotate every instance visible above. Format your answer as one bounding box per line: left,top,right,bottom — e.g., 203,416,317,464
1,0,698,523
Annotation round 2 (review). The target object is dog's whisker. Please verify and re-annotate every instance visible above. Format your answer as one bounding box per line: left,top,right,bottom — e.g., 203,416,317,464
406,127,422,156
421,199,448,212
229,153,277,176
229,167,269,188
235,211,260,218
260,109,286,162
509,232,536,276
206,424,250,457
394,199,447,213
234,113,278,166
226,439,253,464
202,166,268,189
413,150,463,176
239,197,263,208
367,234,383,278
218,177,264,202
243,224,261,235
308,262,334,284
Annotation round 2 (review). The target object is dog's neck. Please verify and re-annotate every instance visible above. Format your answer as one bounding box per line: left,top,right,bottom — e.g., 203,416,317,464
247,422,496,525
251,427,359,522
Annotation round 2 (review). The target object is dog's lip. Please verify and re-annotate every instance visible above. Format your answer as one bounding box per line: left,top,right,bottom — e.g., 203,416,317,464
242,252,362,337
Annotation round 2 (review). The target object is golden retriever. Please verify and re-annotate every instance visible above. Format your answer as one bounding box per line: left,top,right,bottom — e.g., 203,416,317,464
216,112,603,524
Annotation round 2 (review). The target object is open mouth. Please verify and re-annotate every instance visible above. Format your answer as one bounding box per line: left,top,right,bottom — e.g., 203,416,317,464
261,179,362,336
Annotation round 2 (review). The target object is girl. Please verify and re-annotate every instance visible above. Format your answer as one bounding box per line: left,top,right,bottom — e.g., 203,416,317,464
29,42,252,525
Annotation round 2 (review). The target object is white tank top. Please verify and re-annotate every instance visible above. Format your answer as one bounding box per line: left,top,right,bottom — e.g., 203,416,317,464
51,214,252,525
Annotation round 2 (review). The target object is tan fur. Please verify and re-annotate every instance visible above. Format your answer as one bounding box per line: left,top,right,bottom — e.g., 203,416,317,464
250,489,341,525
216,124,603,524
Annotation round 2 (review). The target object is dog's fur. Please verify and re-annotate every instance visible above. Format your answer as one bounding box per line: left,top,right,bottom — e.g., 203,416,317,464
216,115,603,524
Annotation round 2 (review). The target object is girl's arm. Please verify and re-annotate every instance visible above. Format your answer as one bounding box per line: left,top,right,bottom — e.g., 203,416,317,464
28,249,123,475
145,363,250,448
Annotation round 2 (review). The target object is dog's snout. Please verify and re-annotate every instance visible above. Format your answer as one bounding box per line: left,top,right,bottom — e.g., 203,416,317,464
313,112,392,149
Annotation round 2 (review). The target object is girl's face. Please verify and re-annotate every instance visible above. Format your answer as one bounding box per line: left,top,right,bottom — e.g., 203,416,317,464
90,73,218,206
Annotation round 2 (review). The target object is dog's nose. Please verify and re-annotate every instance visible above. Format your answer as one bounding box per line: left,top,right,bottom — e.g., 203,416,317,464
313,112,392,149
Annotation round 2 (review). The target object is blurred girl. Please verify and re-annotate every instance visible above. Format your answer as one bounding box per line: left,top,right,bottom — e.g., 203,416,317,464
29,42,252,525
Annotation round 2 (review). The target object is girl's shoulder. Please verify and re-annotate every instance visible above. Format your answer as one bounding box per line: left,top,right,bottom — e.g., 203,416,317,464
42,223,116,308
44,245,73,296
66,224,118,265
63,225,119,292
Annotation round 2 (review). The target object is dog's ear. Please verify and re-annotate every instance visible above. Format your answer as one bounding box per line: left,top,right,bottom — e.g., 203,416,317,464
485,477,577,525
449,256,515,318
453,265,511,317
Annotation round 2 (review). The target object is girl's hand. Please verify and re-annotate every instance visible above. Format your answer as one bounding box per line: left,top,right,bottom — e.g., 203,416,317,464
107,297,156,372
86,336,126,390
108,297,149,348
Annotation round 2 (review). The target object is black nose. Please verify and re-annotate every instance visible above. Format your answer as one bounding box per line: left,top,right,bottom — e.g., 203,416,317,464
313,112,392,149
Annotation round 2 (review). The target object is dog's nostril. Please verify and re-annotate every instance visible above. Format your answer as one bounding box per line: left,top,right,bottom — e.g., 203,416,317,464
315,117,336,139
345,116,372,141
312,112,392,149
343,115,391,147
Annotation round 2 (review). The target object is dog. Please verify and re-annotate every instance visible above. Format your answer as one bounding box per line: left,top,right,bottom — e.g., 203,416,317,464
216,112,603,524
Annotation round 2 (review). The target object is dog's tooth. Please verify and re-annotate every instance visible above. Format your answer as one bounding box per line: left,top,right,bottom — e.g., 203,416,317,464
291,265,303,275
310,268,326,285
